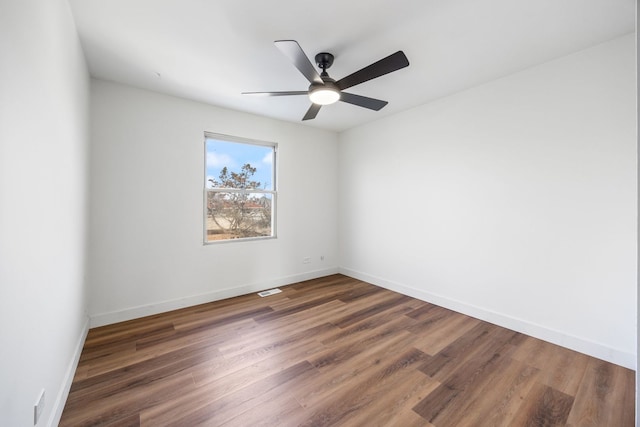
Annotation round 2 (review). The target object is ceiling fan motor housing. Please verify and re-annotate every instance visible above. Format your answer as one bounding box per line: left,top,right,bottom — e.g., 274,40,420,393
310,53,340,105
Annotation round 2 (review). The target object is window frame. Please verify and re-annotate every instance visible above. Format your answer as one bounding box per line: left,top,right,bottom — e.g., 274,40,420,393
203,132,277,244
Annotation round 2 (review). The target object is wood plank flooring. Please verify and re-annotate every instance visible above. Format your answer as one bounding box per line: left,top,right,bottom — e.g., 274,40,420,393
60,274,635,426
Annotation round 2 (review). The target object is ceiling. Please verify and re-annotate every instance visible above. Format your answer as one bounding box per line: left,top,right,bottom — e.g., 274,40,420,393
68,0,635,133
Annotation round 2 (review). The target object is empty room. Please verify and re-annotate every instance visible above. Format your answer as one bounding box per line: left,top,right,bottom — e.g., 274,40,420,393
1,0,637,426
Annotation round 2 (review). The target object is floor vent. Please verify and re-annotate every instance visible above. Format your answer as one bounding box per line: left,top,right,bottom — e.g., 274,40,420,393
257,288,282,297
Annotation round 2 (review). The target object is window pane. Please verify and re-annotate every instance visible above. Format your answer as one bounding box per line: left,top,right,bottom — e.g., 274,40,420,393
206,139,274,191
206,192,272,241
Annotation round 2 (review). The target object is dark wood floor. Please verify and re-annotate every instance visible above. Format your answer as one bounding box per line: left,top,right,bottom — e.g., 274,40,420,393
60,274,635,426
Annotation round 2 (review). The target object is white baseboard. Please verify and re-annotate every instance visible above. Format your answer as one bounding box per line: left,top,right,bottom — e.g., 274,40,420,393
90,267,339,328
48,316,89,427
339,267,636,370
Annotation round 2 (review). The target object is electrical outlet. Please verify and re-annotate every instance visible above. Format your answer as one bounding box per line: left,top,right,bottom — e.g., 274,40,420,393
303,257,311,264
34,389,45,425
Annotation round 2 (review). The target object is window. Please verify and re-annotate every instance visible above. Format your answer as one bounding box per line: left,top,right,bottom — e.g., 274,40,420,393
204,133,276,243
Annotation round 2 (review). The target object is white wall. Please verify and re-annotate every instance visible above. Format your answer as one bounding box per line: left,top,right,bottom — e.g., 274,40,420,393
338,34,637,368
636,6,639,424
0,0,90,426
88,80,338,325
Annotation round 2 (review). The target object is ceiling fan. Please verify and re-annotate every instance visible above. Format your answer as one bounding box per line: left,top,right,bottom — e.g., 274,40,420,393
243,40,410,121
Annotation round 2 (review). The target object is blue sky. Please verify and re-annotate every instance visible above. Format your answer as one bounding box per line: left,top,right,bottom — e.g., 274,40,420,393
205,138,274,190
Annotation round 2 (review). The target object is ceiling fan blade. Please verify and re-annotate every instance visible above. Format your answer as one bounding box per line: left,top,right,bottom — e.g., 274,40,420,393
336,51,409,91
275,40,323,85
242,91,308,96
339,92,388,110
302,103,321,121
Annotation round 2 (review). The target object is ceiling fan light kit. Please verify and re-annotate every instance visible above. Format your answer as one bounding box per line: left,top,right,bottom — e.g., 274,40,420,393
242,40,409,121
309,84,340,105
